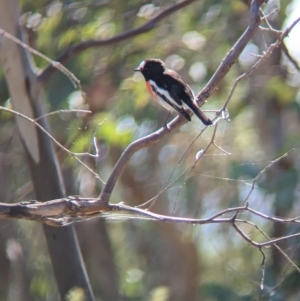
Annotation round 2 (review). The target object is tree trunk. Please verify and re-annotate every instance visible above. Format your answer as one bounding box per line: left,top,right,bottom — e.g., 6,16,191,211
0,1,95,300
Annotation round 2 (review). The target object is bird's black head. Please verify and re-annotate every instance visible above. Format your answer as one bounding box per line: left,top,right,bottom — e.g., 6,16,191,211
135,59,166,79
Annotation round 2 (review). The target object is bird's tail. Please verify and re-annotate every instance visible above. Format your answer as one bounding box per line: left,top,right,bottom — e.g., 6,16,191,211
191,105,212,125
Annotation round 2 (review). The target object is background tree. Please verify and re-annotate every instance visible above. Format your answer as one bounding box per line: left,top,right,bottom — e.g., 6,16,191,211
0,0,300,300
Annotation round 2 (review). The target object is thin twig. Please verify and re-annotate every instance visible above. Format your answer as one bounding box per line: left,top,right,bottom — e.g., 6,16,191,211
221,17,300,111
34,109,91,121
172,123,220,211
0,28,83,94
140,125,210,210
241,149,294,205
252,223,300,274
259,8,282,34
0,106,105,184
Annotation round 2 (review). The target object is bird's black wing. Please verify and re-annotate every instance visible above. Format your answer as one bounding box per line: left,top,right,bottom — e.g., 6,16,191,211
164,70,212,125
149,81,191,121
164,70,195,106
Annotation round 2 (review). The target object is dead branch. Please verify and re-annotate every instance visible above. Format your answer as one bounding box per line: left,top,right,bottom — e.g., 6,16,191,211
0,197,258,226
1,197,300,236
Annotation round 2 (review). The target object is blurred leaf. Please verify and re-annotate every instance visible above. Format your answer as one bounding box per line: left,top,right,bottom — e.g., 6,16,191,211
147,286,170,301
30,275,50,298
230,161,261,180
66,287,86,301
201,283,240,300
265,76,296,105
93,113,134,147
58,28,82,49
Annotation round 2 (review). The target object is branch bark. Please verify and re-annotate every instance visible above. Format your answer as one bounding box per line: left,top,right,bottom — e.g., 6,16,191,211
2,197,300,230
196,0,265,105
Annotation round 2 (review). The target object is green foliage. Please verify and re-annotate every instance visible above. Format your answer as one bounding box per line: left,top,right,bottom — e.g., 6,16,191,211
202,283,241,300
93,113,134,147
66,287,86,301
30,274,53,299
265,76,296,105
0,0,299,300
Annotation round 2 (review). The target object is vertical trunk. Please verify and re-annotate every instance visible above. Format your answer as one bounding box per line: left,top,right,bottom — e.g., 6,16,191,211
0,1,95,300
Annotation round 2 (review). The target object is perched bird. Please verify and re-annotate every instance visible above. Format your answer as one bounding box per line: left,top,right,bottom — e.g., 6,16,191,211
135,59,212,125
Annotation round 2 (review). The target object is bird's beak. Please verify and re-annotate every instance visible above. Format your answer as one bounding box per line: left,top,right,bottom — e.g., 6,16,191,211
134,68,141,71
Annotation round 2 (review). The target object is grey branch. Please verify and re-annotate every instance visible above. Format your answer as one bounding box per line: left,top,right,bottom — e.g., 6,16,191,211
195,0,265,106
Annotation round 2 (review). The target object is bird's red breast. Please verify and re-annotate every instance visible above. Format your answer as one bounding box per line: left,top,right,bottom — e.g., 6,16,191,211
146,81,157,100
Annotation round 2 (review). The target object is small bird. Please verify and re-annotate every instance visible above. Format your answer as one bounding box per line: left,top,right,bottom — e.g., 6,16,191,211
135,59,212,125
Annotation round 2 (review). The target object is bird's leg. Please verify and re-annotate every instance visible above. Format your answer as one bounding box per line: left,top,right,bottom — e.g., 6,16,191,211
163,111,171,131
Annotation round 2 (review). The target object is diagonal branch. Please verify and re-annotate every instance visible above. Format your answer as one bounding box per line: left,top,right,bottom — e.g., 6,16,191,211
195,0,265,106
100,116,187,203
281,41,300,71
220,16,300,112
38,0,196,84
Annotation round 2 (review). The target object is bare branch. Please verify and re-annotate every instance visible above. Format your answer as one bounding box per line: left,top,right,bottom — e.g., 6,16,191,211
195,0,265,106
99,116,187,203
34,109,91,121
123,116,229,210
0,197,110,226
247,207,300,224
1,193,300,272
232,220,260,247
241,149,295,205
222,17,300,111
253,225,300,275
2,197,300,241
259,8,282,34
0,197,246,225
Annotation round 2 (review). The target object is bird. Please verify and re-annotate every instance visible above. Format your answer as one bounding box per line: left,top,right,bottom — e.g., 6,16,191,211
135,59,212,126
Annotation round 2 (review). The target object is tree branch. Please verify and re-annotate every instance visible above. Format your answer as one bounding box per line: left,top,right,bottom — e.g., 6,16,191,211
0,197,249,226
281,41,300,71
2,198,300,239
100,116,187,203
220,16,300,112
195,0,265,106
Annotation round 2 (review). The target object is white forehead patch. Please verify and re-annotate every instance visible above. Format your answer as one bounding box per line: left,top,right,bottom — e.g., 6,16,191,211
138,60,146,70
